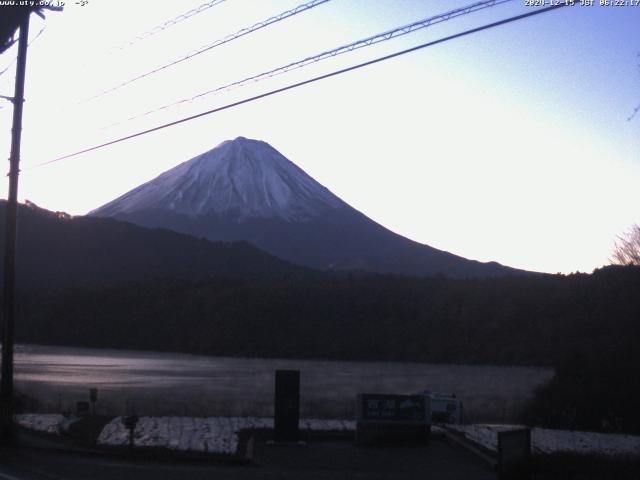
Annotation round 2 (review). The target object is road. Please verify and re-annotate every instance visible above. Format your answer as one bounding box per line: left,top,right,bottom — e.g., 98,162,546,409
0,437,496,480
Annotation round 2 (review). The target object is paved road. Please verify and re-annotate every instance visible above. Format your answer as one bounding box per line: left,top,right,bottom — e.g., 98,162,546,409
0,438,496,480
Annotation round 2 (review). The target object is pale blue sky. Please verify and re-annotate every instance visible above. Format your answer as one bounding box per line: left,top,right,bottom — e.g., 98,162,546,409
0,0,638,274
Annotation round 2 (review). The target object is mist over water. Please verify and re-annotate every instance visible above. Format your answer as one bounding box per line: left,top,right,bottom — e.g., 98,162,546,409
14,344,553,422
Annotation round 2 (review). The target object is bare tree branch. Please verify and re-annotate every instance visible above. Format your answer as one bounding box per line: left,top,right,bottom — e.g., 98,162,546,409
611,224,640,266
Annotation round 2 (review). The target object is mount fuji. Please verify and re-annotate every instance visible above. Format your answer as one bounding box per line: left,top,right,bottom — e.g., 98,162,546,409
91,137,523,278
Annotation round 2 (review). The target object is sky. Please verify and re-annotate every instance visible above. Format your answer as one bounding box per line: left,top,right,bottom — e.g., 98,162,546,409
0,0,638,274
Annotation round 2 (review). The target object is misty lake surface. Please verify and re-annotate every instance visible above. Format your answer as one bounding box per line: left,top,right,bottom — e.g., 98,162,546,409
14,344,553,421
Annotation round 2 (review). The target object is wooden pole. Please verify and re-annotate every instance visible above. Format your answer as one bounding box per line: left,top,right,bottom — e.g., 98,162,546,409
1,10,30,443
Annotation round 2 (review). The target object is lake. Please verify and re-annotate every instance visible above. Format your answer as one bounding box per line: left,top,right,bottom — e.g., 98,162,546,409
14,344,554,421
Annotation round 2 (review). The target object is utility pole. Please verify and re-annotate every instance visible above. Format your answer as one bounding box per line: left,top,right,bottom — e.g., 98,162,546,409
1,10,30,444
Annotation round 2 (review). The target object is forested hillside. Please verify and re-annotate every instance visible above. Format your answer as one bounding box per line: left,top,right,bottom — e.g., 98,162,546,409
13,265,638,366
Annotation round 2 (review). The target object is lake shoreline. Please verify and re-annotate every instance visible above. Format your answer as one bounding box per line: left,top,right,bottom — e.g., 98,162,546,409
14,344,554,422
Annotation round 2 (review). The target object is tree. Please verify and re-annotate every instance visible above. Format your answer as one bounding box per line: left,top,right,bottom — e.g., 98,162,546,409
611,224,640,266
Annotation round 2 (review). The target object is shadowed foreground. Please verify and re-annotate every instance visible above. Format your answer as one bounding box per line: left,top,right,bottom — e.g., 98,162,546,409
0,434,495,480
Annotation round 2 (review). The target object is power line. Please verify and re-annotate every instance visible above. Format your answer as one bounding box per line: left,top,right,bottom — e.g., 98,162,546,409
114,0,228,50
0,25,46,83
87,0,331,102
82,1,228,83
113,0,514,127
0,25,47,109
35,3,570,169
0,55,16,80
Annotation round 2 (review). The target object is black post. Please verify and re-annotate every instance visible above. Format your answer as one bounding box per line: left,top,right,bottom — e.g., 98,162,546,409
123,416,138,449
274,370,300,442
498,428,531,480
1,10,30,443
90,388,97,415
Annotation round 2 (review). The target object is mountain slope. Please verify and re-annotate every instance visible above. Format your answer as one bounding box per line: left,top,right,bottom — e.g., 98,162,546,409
91,137,527,278
0,201,308,290
95,137,344,221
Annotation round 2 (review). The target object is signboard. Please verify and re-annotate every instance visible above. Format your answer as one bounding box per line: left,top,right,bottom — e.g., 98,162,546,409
356,394,429,445
427,393,463,424
498,428,531,480
358,394,425,422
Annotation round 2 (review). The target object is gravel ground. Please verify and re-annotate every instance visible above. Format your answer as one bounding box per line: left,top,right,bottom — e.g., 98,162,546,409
15,413,79,435
19,414,640,460
447,424,640,458
97,416,356,454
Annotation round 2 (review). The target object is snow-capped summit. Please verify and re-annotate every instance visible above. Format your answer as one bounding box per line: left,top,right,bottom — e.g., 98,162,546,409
94,137,343,221
92,137,526,278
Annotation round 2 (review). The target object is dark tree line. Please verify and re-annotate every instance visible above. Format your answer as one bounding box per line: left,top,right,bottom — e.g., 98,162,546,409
8,265,640,432
12,266,639,366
